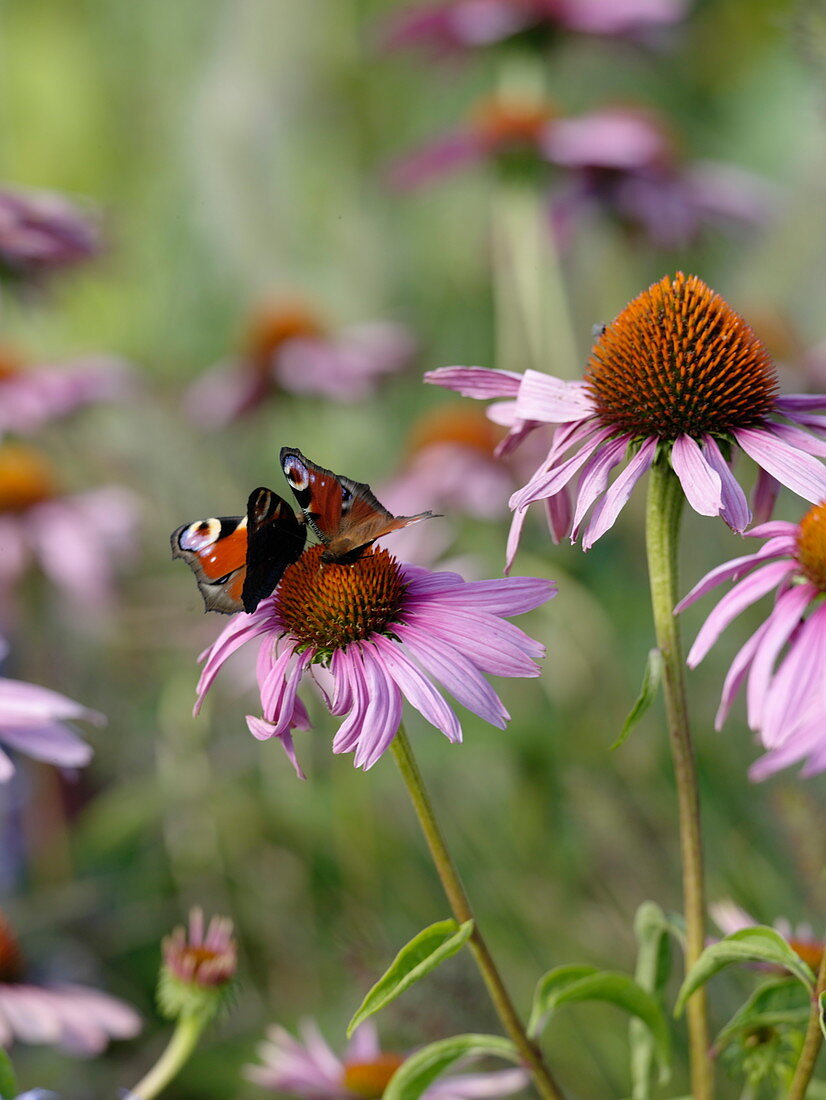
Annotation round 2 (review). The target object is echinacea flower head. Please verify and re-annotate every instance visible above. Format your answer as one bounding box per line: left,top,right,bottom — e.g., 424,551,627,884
246,1019,529,1099
428,273,826,562
0,345,132,437
0,909,140,1053
711,901,823,973
677,501,826,780
186,299,415,426
379,0,688,58
0,443,138,617
195,544,554,774
159,909,236,1021
0,188,101,291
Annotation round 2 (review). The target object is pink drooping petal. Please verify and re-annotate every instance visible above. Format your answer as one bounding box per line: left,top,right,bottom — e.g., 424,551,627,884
425,366,522,399
387,132,487,190
510,427,611,511
675,535,797,612
426,1067,530,1099
582,437,657,549
195,611,273,714
701,435,750,532
405,572,555,616
670,435,723,517
332,649,370,755
504,505,529,575
264,650,313,736
396,623,509,728
352,646,403,769
746,584,814,728
258,645,295,714
768,420,826,458
330,647,356,715
686,560,796,667
515,370,594,424
713,619,771,729
404,606,543,677
0,723,93,768
774,394,826,412
0,749,14,782
545,487,572,543
569,435,628,538
751,467,780,527
344,1021,381,1065
734,426,826,504
0,678,104,725
760,605,826,749
370,635,462,743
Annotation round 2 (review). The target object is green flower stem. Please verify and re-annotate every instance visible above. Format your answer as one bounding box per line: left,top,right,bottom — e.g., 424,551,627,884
645,461,713,1100
390,725,566,1100
129,1012,205,1100
787,937,826,1100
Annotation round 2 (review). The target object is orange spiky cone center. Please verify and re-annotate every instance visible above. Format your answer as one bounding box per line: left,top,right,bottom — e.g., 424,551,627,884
585,273,779,442
0,443,57,513
275,545,407,650
343,1054,405,1098
0,912,25,984
796,502,826,591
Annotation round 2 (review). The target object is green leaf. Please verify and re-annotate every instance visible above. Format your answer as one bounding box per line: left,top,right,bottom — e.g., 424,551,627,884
612,649,663,750
630,902,677,1097
530,966,670,1074
383,1034,519,1100
0,1046,17,1100
820,991,826,1042
675,927,815,1016
347,919,474,1036
714,977,809,1054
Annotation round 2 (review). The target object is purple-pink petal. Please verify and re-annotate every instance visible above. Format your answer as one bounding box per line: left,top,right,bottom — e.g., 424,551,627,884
353,647,403,769
515,370,594,424
701,435,751,532
424,365,521,399
370,635,462,743
670,435,723,517
0,723,93,769
510,427,611,511
713,619,770,729
582,437,657,549
395,623,509,728
570,434,629,537
751,467,780,527
734,425,826,504
745,584,814,728
675,535,797,612
686,560,796,667
759,605,826,749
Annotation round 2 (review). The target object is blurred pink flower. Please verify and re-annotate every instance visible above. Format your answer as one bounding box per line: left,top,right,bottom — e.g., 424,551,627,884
195,544,554,774
0,910,140,1054
391,101,772,247
0,667,101,781
0,188,101,289
162,909,236,990
0,346,133,437
186,300,416,427
711,901,822,972
247,1018,528,1099
428,275,826,565
378,405,514,565
380,0,688,57
676,503,826,781
0,443,139,615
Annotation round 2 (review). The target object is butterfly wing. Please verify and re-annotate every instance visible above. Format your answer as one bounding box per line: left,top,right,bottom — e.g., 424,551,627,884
241,487,306,612
171,515,249,614
280,446,434,562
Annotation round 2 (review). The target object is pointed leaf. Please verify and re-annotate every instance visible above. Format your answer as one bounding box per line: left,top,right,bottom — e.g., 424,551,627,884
347,919,474,1036
630,902,677,1097
714,978,809,1053
612,649,663,750
820,991,826,1042
383,1034,520,1100
530,967,670,1074
675,927,815,1016
0,1047,16,1100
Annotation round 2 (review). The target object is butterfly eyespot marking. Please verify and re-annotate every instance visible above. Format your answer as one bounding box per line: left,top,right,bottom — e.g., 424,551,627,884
283,454,310,491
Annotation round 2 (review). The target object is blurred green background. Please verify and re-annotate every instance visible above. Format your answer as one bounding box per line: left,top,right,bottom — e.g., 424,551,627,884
1,0,825,1096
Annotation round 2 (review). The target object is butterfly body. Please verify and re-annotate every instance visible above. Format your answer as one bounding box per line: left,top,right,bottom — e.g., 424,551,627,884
173,449,435,613
280,447,434,562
